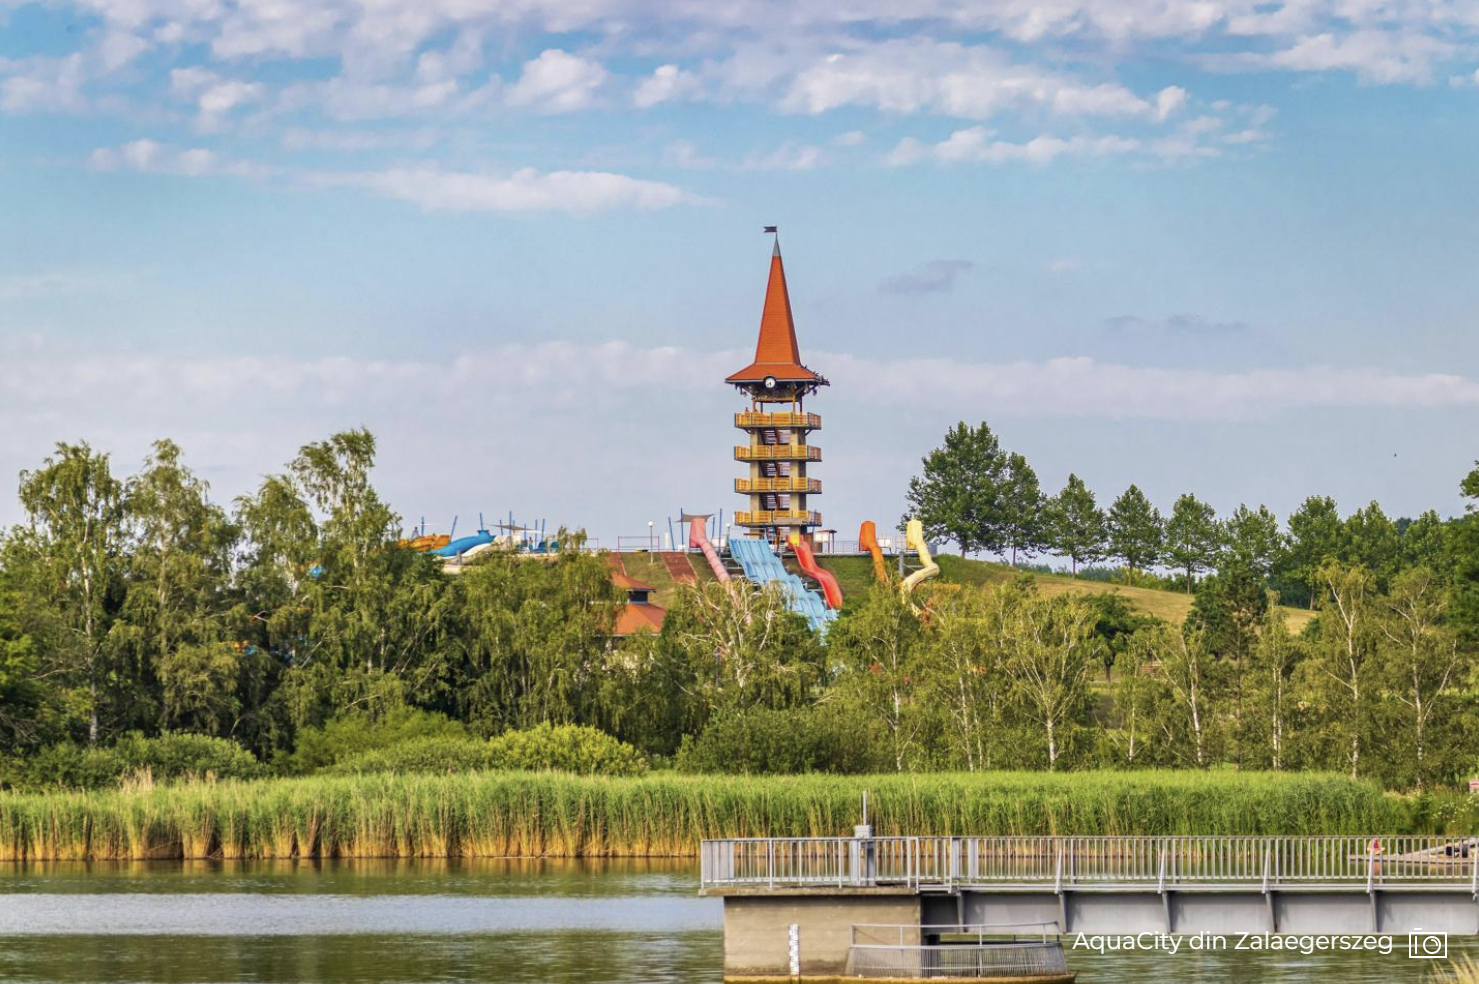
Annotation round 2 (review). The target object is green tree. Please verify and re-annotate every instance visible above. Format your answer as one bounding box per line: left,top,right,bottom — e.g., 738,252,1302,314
1002,589,1099,769
1106,485,1164,574
904,421,1010,557
1278,496,1342,608
1376,568,1467,789
1451,462,1479,643
830,583,929,771
1341,501,1400,586
1142,623,1222,768
1245,600,1302,771
1164,493,1222,590
1000,452,1046,566
1108,637,1155,766
1396,511,1447,573
920,587,1007,771
0,578,44,752
115,440,239,734
1224,504,1283,582
1044,474,1107,575
1312,561,1377,778
13,442,126,743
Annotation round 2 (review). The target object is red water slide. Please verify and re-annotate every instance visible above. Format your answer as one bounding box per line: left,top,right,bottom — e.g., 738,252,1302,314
787,534,843,609
688,516,731,582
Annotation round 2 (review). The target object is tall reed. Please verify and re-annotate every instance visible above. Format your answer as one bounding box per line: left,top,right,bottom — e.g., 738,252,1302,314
0,770,1407,861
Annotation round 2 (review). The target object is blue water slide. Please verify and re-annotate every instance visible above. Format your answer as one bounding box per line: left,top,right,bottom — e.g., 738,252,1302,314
432,530,494,558
727,539,837,633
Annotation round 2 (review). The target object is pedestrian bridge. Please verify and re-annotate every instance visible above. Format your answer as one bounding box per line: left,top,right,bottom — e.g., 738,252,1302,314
700,835,1479,979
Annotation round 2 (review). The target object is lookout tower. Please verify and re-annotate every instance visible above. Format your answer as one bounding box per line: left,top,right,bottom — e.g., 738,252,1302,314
726,231,829,548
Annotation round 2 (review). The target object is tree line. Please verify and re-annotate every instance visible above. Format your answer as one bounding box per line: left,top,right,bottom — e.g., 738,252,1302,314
3,425,1479,794
905,421,1452,606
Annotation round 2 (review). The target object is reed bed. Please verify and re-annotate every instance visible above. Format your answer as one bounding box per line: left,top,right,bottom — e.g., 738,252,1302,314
0,770,1405,861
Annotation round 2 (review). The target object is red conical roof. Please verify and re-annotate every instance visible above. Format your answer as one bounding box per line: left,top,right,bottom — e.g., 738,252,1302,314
726,241,823,384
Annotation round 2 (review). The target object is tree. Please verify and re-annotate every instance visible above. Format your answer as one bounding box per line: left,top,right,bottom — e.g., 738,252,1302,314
1377,568,1466,789
1106,485,1163,573
1312,561,1377,779
1451,462,1479,643
904,422,1010,557
1164,493,1222,590
1190,563,1269,765
1002,589,1099,769
116,440,239,734
1278,496,1342,608
1044,474,1106,575
921,587,1007,771
1143,624,1222,768
1341,501,1399,587
1246,600,1301,771
830,583,929,771
1397,511,1447,573
1224,504,1283,582
1108,638,1154,766
999,453,1046,566
13,442,126,743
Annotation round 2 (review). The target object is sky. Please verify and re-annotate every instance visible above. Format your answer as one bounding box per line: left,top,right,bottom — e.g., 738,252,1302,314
2,0,1479,550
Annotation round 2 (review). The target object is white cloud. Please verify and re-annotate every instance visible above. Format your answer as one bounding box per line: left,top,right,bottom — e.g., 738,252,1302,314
661,139,714,168
89,139,274,177
505,49,607,113
743,141,825,170
832,130,866,146
633,63,701,108
890,126,1143,165
320,165,696,213
780,40,1184,121
1213,29,1461,84
0,54,89,113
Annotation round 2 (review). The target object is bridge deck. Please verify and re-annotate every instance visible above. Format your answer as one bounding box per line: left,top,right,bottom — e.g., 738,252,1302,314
701,835,1479,893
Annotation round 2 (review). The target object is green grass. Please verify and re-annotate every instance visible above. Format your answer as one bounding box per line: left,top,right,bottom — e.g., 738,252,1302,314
817,554,1316,631
0,770,1411,861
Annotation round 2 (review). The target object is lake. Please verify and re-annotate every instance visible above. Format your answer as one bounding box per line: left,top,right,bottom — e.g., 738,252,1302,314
0,859,1472,982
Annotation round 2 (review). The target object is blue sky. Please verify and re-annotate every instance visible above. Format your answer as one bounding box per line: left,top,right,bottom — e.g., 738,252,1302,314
2,0,1479,551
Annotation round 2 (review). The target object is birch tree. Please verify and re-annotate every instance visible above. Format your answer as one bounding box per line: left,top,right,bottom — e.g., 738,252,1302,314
1003,591,1098,769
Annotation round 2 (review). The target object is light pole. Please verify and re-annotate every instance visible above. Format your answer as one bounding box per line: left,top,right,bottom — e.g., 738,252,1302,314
647,520,654,552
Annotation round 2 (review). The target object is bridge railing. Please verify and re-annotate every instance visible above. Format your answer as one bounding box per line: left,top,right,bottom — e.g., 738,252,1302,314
700,835,1479,890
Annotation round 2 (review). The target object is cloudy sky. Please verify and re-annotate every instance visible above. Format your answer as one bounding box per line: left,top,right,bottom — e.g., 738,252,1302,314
3,0,1479,547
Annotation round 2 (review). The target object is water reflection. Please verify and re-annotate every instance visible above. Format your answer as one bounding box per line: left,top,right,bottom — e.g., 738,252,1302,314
0,860,1474,983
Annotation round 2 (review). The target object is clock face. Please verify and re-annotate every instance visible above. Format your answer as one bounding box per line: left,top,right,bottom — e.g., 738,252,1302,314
763,376,777,390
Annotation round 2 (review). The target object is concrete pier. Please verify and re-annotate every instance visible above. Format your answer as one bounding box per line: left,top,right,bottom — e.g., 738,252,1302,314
700,834,1479,980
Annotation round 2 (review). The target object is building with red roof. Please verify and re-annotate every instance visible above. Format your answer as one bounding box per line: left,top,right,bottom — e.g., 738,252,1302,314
728,234,829,548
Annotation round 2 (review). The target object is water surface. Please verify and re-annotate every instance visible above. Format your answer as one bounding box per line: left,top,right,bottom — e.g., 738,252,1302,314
1,859,1475,983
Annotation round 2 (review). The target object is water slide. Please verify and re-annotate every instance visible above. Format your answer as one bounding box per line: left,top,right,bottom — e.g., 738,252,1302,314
787,533,842,609
728,538,836,633
903,519,940,595
857,521,888,583
687,516,731,583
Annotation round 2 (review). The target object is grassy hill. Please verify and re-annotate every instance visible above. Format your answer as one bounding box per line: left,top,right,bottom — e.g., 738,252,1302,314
817,553,1316,631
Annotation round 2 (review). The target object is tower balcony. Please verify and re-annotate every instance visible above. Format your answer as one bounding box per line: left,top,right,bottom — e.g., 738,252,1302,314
734,445,822,462
734,411,821,430
736,477,821,494
734,510,822,528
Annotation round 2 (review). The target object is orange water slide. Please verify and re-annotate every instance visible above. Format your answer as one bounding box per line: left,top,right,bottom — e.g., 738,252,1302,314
688,516,731,582
858,521,888,583
787,534,843,609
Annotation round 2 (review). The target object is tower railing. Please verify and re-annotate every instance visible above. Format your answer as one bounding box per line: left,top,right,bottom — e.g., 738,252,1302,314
736,477,822,494
735,510,822,527
735,411,821,429
735,445,822,461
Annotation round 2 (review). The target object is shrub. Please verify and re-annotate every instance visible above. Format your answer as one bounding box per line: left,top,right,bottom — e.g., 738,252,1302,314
286,707,466,774
328,724,648,777
329,737,498,775
675,705,889,775
2,733,261,792
486,723,647,776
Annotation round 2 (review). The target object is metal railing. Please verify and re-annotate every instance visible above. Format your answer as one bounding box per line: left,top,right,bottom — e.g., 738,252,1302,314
734,510,822,527
847,923,1068,980
700,836,1479,891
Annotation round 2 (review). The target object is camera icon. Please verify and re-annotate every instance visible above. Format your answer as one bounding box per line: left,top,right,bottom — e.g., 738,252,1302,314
1408,930,1448,959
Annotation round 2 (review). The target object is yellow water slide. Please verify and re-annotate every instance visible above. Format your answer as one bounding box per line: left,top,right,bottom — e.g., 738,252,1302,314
902,519,940,595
